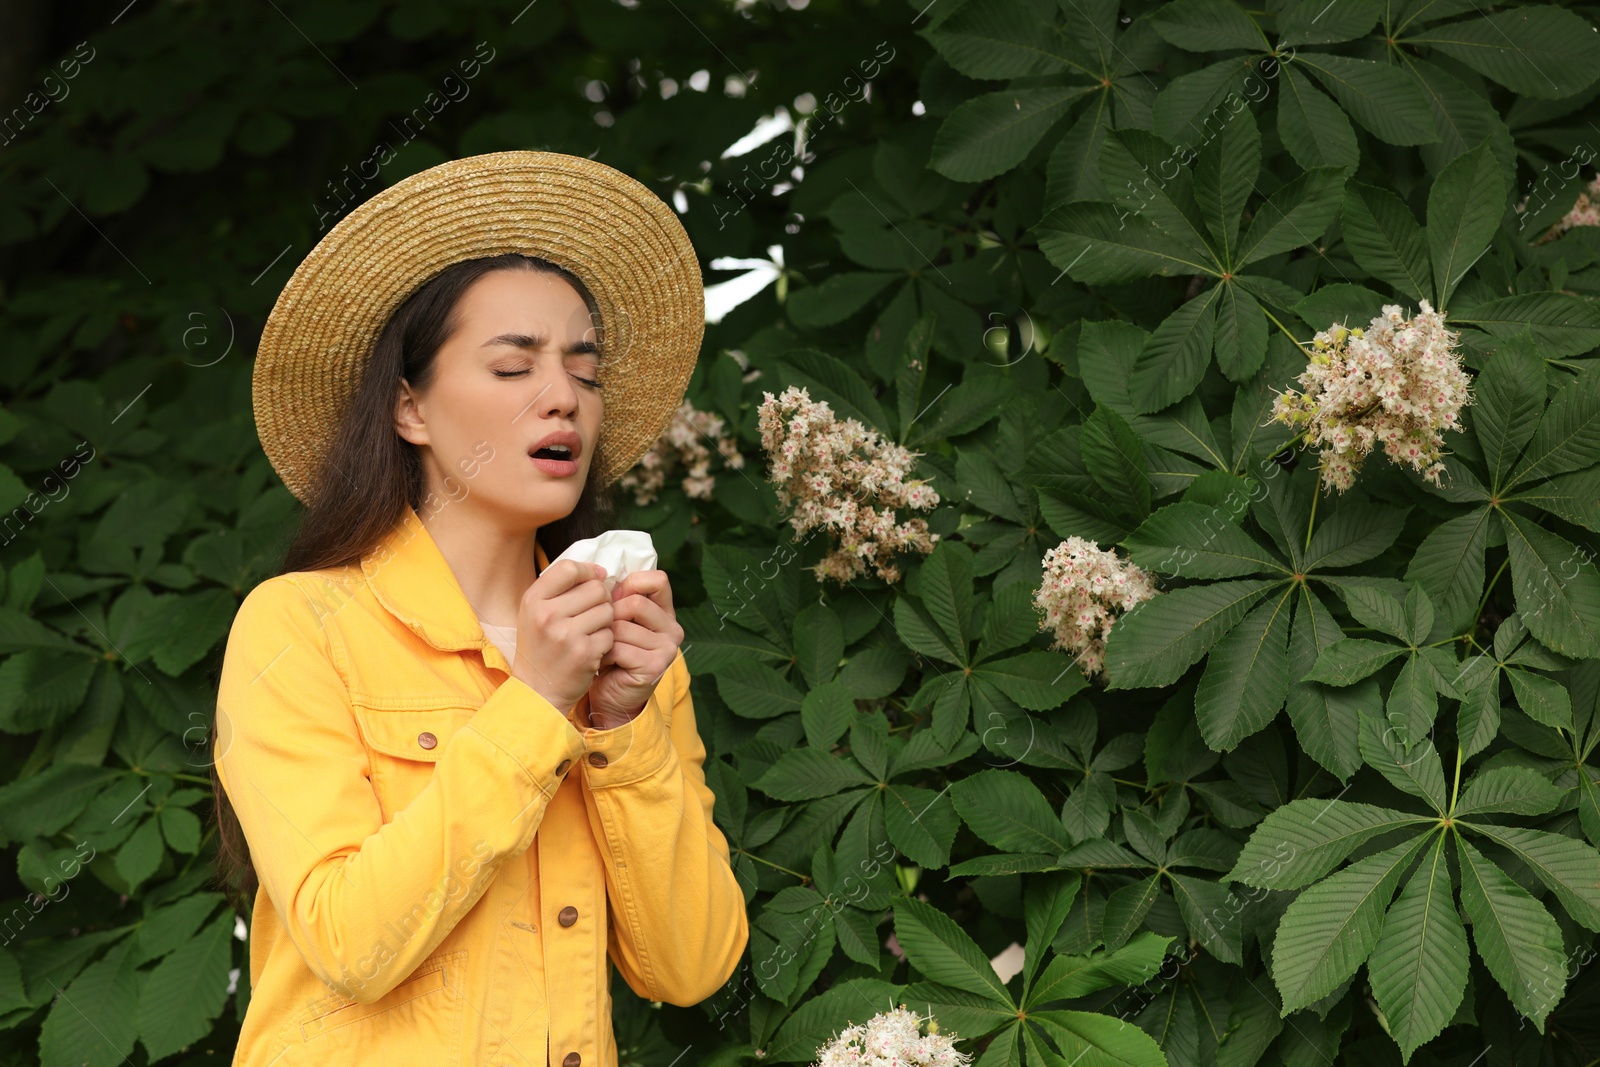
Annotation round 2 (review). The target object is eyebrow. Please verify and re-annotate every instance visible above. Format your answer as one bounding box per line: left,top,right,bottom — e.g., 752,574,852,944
480,333,601,355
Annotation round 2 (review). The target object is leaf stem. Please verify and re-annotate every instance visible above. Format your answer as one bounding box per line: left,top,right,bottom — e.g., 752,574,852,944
1448,745,1463,815
733,848,810,882
1304,484,1320,553
1261,306,1314,357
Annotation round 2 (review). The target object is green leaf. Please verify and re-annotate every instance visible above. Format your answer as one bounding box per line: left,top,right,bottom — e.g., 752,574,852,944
1300,54,1438,145
115,818,165,891
1023,873,1082,989
801,680,855,750
1506,668,1574,732
1511,466,1600,532
1510,370,1600,488
1304,638,1407,685
1456,293,1600,358
1122,501,1288,579
793,604,844,687
951,769,1074,855
38,938,140,1067
1037,202,1218,284
1292,282,1388,331
136,912,233,1061
753,748,873,800
1213,283,1269,382
1426,140,1507,308
1028,932,1174,1005
924,0,1081,78
1303,502,1408,570
0,650,95,734
787,271,897,328
1277,65,1360,171
715,661,806,719
1195,590,1294,751
921,541,975,659
1098,129,1216,262
1341,182,1431,302
1277,0,1381,44
1456,836,1567,1032
1194,107,1260,261
1503,512,1600,660
977,582,1043,663
1472,345,1549,491
1367,834,1469,1061
1228,798,1427,889
883,784,960,868
1101,873,1162,951
1148,0,1266,51
1030,1009,1170,1067
1270,833,1433,1014
1170,871,1244,963
894,597,966,667
1286,587,1366,780
158,807,202,854
1404,508,1490,638
1401,583,1435,646
974,652,1089,711
1130,288,1220,414
1358,712,1447,813
893,896,1013,1004
1081,406,1151,518
1104,580,1278,690
1413,6,1600,98
1237,167,1346,265
1462,824,1600,932
1339,584,1407,640
931,87,1092,182
1455,767,1565,817
1386,655,1439,746
1458,663,1502,760
0,764,120,841
763,979,904,1062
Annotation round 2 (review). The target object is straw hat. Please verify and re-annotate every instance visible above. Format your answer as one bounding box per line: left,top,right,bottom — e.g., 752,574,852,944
253,150,705,505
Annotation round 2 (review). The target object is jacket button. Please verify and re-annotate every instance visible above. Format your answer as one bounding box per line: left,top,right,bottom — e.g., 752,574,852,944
562,1054,581,1067
587,752,608,768
558,905,578,927
417,731,437,750
555,759,571,775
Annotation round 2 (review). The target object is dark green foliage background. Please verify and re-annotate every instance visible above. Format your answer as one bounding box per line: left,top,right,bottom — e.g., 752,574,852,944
4,0,1600,1065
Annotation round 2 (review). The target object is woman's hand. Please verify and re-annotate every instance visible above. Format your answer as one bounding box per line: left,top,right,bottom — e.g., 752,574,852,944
586,569,683,730
512,560,614,714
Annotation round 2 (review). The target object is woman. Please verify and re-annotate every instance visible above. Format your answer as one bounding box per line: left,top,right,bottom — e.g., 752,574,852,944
211,152,749,1067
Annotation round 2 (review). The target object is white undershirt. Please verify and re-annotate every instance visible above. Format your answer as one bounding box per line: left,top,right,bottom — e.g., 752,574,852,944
477,617,518,665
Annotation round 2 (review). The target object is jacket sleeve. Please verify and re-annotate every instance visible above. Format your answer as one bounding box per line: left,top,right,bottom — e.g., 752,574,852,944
215,575,589,1004
578,649,750,1005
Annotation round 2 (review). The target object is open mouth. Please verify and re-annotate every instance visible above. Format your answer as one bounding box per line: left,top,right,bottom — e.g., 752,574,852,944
531,445,574,460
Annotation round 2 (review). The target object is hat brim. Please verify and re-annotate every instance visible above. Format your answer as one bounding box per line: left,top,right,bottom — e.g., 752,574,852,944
253,150,704,505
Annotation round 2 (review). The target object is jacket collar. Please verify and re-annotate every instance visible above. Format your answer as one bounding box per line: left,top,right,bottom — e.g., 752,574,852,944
360,506,550,653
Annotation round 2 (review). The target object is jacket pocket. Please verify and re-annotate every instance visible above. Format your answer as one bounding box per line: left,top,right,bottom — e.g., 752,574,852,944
354,706,474,818
293,948,468,1061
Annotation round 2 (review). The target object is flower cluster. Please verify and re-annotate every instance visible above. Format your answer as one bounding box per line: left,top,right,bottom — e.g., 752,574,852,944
811,1005,972,1067
1269,301,1473,493
619,400,746,507
1033,537,1159,679
1540,171,1600,242
757,385,939,585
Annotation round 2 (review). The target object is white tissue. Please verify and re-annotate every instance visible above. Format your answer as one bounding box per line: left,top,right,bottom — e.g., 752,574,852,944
549,530,658,592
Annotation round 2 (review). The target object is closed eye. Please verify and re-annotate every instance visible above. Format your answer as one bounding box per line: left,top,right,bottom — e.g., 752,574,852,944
492,368,603,389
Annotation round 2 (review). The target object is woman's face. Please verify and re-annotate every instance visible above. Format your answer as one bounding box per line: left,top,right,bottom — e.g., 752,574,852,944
394,267,604,526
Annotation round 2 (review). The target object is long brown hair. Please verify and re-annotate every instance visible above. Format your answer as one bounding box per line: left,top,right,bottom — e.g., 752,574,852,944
211,253,620,911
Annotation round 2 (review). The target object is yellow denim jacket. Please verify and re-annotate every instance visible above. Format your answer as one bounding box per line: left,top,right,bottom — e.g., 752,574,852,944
215,506,748,1066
